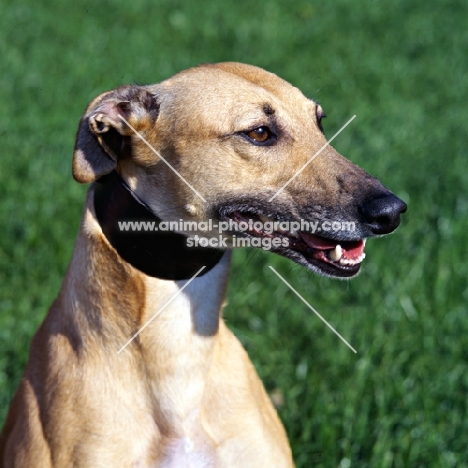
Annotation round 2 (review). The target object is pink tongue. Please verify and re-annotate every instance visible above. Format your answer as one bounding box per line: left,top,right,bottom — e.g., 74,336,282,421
343,241,365,260
300,232,365,260
299,232,338,250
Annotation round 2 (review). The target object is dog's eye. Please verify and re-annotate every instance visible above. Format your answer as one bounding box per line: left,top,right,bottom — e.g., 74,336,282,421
245,126,275,144
316,105,327,133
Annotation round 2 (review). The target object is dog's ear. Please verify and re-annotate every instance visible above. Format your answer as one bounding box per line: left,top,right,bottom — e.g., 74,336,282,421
72,86,159,183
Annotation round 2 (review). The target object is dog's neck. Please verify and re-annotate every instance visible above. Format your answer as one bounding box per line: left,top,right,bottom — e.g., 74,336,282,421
93,171,225,281
59,200,231,436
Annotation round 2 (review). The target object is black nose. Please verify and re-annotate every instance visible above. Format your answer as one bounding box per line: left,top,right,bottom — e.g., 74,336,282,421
360,193,407,235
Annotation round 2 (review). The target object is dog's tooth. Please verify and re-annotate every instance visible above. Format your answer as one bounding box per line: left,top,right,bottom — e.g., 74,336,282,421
259,215,271,224
329,244,343,262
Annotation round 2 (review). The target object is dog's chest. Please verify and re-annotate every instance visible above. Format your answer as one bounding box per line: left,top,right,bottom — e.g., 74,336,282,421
159,437,217,468
135,277,224,467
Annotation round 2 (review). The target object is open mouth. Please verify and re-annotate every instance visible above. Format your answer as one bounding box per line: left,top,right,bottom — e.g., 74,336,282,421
225,211,366,278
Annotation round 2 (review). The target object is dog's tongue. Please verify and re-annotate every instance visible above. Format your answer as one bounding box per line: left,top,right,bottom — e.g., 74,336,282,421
299,232,338,250
300,232,365,260
342,241,366,260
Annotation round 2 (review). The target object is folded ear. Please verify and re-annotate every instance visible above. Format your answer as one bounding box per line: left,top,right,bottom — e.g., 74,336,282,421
72,86,159,183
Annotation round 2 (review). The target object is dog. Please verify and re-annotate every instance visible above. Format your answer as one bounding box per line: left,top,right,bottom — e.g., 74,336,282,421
0,62,406,467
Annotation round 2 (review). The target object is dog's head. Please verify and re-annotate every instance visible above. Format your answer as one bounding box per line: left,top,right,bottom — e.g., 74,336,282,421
73,62,406,279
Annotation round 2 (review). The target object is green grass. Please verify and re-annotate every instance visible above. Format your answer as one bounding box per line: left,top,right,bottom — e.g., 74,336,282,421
1,0,467,466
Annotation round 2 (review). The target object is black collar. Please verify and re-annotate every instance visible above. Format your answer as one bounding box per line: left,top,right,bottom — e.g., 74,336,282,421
93,171,225,280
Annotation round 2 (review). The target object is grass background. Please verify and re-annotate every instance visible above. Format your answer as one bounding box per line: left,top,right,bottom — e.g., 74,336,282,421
0,0,467,466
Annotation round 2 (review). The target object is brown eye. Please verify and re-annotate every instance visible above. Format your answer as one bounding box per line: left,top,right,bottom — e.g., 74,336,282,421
245,126,273,143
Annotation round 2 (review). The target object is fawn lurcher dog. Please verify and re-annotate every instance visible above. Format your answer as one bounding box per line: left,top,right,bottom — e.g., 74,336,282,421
0,62,406,467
